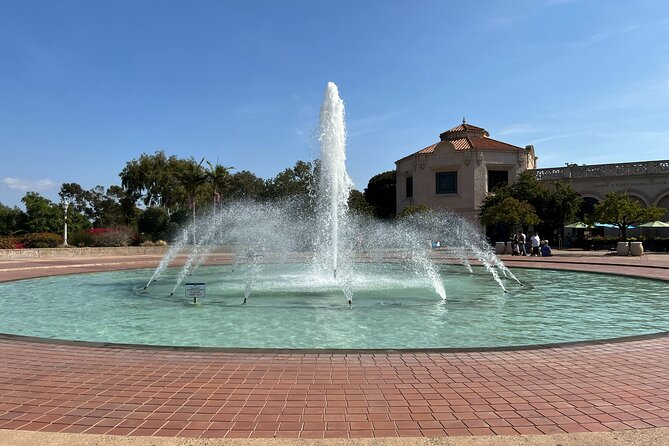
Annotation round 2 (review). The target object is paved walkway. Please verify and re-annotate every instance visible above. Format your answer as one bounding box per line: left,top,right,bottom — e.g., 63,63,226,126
0,251,668,443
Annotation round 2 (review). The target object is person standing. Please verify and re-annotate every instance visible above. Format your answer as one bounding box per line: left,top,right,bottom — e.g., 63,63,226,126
530,232,541,257
518,231,527,256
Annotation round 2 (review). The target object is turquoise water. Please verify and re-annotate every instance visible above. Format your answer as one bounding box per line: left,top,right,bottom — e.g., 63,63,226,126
0,264,667,349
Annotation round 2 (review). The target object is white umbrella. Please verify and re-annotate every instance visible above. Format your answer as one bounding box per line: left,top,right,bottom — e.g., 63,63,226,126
639,220,669,238
564,222,592,229
639,221,669,228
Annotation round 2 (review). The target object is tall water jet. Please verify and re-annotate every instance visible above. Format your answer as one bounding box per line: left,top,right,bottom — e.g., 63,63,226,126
143,81,518,307
315,82,352,279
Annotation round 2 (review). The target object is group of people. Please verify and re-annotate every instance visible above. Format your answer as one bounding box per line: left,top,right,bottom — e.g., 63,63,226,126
511,231,552,257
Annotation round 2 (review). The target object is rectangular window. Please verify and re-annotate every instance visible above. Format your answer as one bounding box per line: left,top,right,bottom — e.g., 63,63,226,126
436,171,457,194
487,170,508,192
406,177,413,198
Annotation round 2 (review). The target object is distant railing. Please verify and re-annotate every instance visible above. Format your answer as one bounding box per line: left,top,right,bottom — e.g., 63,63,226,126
532,160,669,181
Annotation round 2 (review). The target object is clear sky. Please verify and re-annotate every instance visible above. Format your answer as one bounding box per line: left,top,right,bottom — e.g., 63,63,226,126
1,0,668,207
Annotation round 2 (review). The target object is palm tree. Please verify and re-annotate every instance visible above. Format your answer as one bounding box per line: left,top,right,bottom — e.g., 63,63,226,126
175,158,208,241
206,160,234,212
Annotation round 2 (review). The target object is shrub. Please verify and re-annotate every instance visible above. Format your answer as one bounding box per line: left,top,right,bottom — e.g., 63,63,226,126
20,232,62,248
88,227,135,247
69,230,93,247
0,236,18,249
139,239,167,247
137,207,168,241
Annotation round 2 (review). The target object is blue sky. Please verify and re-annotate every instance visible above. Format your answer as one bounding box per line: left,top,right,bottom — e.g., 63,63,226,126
1,0,668,207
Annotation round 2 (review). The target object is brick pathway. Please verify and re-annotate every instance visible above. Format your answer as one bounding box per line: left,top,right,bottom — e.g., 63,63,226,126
0,252,668,439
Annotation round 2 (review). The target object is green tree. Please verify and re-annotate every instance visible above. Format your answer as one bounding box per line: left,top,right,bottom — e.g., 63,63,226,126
265,160,318,200
119,151,186,211
206,160,233,212
21,192,63,233
0,203,27,235
226,170,267,200
175,158,208,227
106,185,139,225
60,183,130,227
589,192,666,241
479,196,541,236
137,207,168,241
347,189,374,216
510,171,545,204
59,183,93,219
364,170,396,218
480,171,582,242
544,181,583,241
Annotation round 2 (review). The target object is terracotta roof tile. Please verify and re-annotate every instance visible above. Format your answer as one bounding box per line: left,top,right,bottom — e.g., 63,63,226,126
396,122,526,165
468,136,523,151
417,143,439,154
444,123,486,133
451,138,473,151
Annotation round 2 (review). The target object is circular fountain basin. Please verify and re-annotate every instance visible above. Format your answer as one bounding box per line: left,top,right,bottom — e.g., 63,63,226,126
1,263,667,350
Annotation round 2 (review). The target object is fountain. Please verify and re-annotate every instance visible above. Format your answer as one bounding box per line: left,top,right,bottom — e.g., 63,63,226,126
3,82,669,351
145,82,517,305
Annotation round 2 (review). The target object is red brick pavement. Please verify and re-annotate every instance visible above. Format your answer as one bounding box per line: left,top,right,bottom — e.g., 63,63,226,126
0,253,668,439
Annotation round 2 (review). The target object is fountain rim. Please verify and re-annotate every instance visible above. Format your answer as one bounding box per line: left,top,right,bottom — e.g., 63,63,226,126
1,330,668,354
2,261,668,285
2,262,668,352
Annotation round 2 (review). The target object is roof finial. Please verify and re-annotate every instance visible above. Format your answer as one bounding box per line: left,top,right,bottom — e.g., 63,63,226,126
462,117,466,125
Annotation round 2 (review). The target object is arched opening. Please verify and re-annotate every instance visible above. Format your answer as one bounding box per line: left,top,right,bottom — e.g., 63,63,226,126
656,195,669,221
627,195,647,208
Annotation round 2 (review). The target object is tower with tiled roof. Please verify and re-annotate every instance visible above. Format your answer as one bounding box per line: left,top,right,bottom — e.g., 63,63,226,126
395,121,537,224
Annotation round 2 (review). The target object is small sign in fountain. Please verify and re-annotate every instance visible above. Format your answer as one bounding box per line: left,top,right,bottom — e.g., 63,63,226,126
185,283,206,303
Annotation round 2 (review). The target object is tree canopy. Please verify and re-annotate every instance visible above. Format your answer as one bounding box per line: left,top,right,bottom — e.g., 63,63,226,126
588,192,666,240
480,196,541,230
1,154,378,242
479,171,582,240
364,170,396,219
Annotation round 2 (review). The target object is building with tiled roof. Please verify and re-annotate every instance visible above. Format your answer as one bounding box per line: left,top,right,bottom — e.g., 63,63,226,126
395,120,537,223
395,120,669,239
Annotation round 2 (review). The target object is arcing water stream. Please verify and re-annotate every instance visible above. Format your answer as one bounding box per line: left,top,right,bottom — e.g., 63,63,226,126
144,82,520,303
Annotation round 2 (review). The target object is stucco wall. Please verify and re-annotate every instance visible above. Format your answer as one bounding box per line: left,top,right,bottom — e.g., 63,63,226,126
534,160,669,219
396,144,530,224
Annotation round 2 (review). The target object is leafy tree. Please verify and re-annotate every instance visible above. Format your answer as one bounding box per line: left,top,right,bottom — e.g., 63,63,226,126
479,196,541,236
21,192,63,234
588,192,665,241
60,183,130,227
480,171,582,242
106,185,139,225
0,203,27,235
206,160,233,212
364,170,396,218
59,183,92,218
175,158,208,227
265,160,319,201
119,151,186,211
510,171,545,204
544,181,583,241
137,207,168,241
226,170,267,200
347,189,374,216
